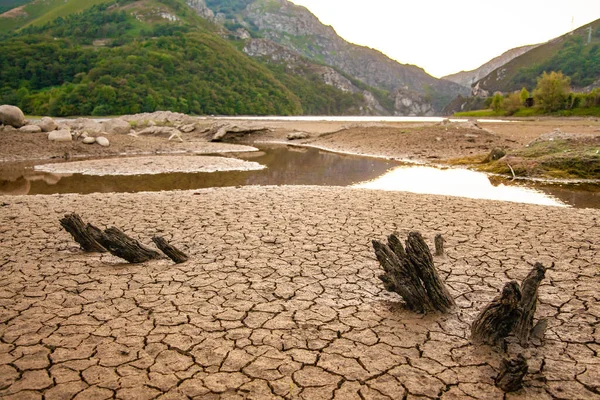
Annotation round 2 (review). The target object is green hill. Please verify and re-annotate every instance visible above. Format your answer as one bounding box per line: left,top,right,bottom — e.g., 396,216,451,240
474,19,600,94
0,0,371,116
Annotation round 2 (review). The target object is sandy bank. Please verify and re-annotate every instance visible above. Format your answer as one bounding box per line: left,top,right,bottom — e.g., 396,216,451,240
33,155,265,176
0,186,598,399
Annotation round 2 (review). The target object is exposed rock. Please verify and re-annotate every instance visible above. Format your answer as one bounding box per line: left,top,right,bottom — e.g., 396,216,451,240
19,125,42,134
1,125,17,132
485,148,506,162
185,0,215,20
39,117,58,132
362,91,389,116
287,131,309,140
96,136,110,147
82,137,97,144
0,105,27,128
67,118,103,134
178,124,196,133
102,118,131,135
210,125,268,142
137,126,182,138
122,111,194,127
471,81,490,98
48,130,72,142
394,88,434,116
243,38,388,115
241,0,468,111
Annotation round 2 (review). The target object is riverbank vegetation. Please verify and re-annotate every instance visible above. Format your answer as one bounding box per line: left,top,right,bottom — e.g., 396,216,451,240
446,134,600,180
455,71,600,118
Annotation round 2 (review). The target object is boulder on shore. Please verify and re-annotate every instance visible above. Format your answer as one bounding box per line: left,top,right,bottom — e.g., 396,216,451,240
19,125,43,134
48,130,72,142
39,117,58,132
0,105,27,128
96,136,110,147
68,118,103,134
287,131,309,140
102,118,131,135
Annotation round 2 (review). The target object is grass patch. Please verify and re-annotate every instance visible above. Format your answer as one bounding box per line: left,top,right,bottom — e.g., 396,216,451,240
453,109,505,117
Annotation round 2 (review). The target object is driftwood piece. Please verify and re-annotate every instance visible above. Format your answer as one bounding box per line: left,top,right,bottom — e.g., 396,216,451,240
373,238,433,313
495,353,528,392
210,124,268,142
372,232,454,313
152,236,189,264
96,227,162,263
60,213,107,253
471,281,522,346
514,262,548,346
434,233,444,256
406,232,455,312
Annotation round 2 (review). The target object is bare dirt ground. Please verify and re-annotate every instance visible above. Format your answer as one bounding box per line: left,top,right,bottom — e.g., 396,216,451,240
1,117,600,399
0,187,599,399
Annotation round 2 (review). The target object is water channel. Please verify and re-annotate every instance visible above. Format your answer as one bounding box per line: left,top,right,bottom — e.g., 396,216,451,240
0,145,598,208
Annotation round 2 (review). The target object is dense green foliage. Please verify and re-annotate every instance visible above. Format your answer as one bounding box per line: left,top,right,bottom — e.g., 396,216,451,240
204,0,252,16
0,0,379,116
533,71,571,112
514,36,600,89
0,31,304,116
0,0,31,14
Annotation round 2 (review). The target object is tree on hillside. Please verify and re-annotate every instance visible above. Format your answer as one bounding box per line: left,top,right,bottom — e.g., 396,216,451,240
533,71,571,112
519,87,530,104
491,92,504,112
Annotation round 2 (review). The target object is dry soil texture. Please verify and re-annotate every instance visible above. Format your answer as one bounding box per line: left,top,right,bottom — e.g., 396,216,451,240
0,186,599,399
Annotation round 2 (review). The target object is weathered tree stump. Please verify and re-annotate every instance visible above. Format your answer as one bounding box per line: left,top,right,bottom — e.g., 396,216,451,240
471,281,522,346
495,353,528,392
373,231,455,313
434,233,444,256
152,236,188,264
514,262,548,346
60,213,107,253
96,227,162,263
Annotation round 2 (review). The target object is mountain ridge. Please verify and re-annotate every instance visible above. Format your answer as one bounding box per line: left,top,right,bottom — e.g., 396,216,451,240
442,44,539,89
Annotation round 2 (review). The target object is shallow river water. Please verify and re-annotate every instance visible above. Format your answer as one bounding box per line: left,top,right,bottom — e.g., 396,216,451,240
0,145,598,208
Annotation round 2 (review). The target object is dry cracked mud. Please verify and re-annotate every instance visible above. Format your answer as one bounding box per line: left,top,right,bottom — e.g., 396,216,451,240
0,186,599,399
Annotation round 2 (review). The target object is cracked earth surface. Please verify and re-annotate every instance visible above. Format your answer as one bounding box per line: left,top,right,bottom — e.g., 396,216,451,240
0,186,599,399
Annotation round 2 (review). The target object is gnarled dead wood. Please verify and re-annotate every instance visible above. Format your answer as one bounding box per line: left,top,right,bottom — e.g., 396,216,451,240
514,262,549,346
406,232,455,312
152,236,188,264
434,233,444,256
60,213,107,253
96,227,162,263
495,353,528,392
471,281,522,346
373,231,454,313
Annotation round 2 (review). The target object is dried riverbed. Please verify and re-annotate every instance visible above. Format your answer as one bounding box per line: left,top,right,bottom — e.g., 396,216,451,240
0,117,599,399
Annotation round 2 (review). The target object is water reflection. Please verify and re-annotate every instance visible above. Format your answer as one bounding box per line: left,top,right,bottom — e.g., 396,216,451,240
0,146,398,195
354,166,566,207
0,146,598,209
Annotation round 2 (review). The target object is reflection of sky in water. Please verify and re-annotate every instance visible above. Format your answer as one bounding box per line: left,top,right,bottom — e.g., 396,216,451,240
354,166,566,207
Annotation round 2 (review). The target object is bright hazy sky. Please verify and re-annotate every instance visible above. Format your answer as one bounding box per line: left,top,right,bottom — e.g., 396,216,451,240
290,0,600,78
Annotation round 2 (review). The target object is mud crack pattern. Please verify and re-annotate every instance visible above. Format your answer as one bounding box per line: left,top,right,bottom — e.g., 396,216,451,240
0,186,599,399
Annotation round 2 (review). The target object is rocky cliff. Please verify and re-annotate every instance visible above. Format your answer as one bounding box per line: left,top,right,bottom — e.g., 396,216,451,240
243,38,389,115
198,0,468,114
442,44,538,89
